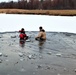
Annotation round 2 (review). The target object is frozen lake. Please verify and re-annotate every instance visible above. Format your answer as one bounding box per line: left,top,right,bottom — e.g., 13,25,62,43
0,14,76,33
0,14,76,75
0,31,76,75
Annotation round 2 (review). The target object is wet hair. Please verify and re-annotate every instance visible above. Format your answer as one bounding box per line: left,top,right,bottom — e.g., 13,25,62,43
21,28,25,34
21,28,24,31
39,26,43,30
41,29,45,32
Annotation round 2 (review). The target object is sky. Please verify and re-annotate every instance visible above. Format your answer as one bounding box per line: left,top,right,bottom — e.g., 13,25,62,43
0,0,18,2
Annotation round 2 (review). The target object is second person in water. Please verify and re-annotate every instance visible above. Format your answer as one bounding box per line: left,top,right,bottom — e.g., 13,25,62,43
19,28,28,40
35,26,46,41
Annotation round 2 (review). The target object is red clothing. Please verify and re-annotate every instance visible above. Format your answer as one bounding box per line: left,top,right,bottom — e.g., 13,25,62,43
19,33,27,39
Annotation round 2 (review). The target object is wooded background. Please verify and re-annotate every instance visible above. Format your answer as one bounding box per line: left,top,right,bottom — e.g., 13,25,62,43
0,0,76,9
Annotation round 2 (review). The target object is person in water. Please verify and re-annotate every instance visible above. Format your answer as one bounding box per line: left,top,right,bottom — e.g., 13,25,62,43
19,28,25,34
35,28,46,41
39,26,45,32
19,28,28,40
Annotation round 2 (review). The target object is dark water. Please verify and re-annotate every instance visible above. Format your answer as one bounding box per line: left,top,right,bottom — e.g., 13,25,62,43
0,31,76,75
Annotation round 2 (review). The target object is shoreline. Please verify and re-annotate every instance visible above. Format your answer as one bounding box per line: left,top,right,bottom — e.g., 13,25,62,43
0,9,76,16
0,31,76,35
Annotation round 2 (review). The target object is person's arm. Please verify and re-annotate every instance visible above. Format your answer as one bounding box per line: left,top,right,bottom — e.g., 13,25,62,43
36,32,42,38
19,30,21,32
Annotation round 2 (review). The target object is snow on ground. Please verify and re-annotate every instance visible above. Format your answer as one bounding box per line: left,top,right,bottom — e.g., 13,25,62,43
0,14,76,33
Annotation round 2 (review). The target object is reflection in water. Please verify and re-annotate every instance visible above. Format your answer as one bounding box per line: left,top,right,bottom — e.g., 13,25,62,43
38,40,46,53
19,39,25,47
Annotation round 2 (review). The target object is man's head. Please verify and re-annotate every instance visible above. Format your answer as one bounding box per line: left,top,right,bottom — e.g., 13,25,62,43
39,26,43,31
41,29,45,32
39,26,42,29
21,28,24,31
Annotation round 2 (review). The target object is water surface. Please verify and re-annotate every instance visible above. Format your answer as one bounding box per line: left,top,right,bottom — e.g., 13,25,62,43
0,32,76,75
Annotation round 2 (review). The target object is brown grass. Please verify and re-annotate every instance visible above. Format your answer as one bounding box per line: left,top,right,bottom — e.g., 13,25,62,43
0,9,76,16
